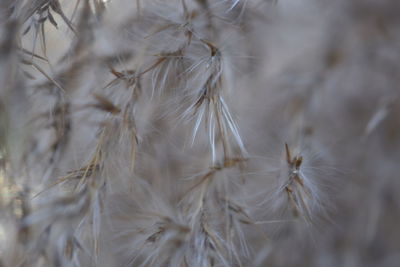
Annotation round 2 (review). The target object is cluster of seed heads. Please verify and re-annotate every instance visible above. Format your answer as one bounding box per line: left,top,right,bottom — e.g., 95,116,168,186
2,0,400,267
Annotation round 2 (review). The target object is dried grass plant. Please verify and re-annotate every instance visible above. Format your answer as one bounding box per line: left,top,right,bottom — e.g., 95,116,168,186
1,0,400,266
